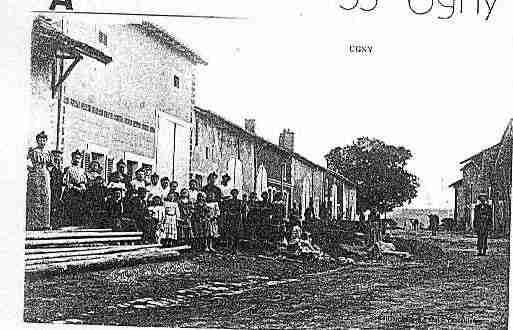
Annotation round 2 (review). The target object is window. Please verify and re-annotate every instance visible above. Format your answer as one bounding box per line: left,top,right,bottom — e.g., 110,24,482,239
205,146,209,159
174,75,180,88
98,31,108,46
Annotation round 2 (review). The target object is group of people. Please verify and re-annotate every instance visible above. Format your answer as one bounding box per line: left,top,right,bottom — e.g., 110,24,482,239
26,131,320,254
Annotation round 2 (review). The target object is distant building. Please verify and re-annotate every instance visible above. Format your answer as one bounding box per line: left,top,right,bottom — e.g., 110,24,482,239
450,119,512,235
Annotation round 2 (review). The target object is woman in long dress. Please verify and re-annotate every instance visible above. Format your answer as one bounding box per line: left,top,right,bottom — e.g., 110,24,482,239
26,131,52,231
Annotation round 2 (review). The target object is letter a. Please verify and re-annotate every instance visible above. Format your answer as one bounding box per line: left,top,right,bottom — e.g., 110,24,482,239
49,0,73,10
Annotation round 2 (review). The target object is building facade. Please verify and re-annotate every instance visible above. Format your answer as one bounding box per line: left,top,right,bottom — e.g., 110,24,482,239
30,16,357,222
191,108,357,221
191,107,255,193
31,17,206,185
451,119,512,235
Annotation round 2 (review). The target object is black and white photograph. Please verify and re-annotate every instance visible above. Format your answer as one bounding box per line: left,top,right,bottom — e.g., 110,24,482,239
2,0,513,328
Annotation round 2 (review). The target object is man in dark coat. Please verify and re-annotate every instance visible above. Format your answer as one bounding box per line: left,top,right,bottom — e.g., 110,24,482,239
474,193,493,256
429,214,439,237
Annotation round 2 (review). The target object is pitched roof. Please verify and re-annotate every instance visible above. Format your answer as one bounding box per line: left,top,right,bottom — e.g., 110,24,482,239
459,143,501,165
194,106,355,186
33,16,112,64
134,21,207,65
449,179,463,188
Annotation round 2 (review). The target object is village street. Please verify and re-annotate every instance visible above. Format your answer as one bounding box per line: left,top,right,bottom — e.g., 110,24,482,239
25,232,509,329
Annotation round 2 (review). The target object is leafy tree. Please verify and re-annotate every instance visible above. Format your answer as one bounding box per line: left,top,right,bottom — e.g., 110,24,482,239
326,137,419,217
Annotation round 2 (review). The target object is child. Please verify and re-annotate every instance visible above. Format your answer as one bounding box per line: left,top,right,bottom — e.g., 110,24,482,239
225,189,243,253
148,196,166,244
160,191,180,247
188,179,199,203
178,188,194,246
126,187,152,243
204,191,220,252
288,221,303,254
106,187,136,232
191,192,208,251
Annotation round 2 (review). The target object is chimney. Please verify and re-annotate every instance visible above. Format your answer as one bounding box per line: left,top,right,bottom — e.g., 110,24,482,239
279,129,295,151
245,119,256,133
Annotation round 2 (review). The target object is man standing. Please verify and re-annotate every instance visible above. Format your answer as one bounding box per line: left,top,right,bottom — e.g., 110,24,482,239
429,214,439,237
474,193,493,256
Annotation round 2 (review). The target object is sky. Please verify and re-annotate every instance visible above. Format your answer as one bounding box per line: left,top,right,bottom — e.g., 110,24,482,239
25,0,513,209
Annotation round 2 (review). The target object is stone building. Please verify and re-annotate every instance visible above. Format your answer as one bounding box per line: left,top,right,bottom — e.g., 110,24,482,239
191,107,357,221
451,119,512,235
30,15,357,222
30,16,206,184
191,107,255,194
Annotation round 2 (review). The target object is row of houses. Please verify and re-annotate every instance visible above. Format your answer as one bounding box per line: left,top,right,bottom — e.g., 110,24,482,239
450,119,512,236
30,16,357,221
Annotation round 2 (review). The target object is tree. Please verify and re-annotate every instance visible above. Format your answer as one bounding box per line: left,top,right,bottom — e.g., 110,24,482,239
326,137,419,217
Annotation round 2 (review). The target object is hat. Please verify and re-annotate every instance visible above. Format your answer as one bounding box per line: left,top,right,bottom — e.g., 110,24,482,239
116,159,126,166
135,168,144,174
208,172,218,180
71,149,82,158
36,131,48,140
151,172,160,178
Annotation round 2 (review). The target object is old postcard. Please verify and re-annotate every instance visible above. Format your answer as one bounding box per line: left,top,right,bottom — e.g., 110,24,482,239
1,0,512,328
